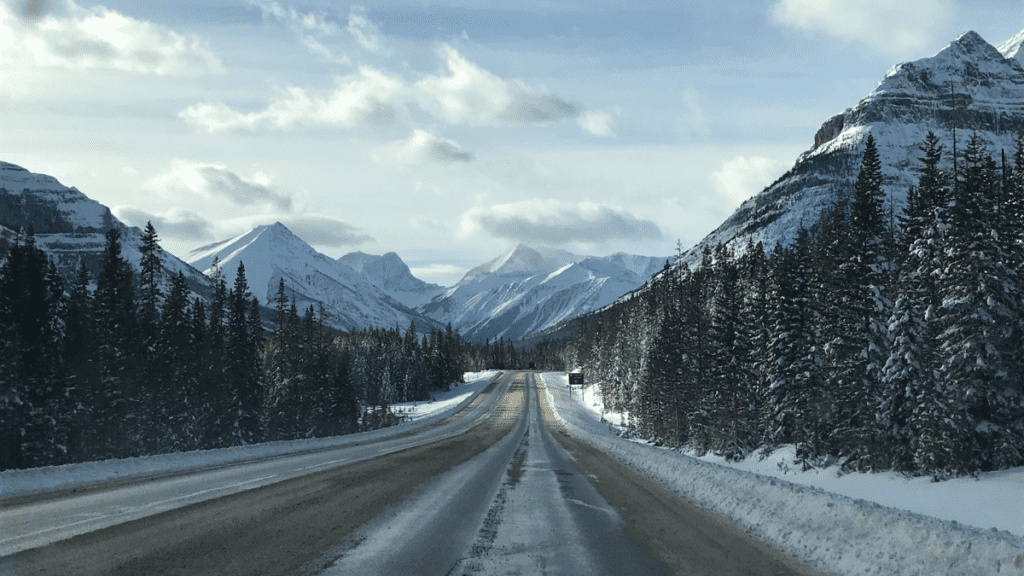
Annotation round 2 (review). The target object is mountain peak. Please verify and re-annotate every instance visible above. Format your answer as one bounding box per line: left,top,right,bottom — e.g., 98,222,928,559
999,28,1024,68
679,28,1024,270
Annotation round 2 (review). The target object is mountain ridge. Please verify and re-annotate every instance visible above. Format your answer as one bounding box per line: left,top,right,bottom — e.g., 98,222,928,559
677,27,1024,268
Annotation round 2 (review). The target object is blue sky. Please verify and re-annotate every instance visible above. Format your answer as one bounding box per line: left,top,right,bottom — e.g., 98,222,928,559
2,0,1021,285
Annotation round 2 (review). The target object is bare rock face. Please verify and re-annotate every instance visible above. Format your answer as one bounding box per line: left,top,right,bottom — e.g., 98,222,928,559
679,29,1024,268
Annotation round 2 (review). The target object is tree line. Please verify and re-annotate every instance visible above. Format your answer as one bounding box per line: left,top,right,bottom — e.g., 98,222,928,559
0,223,558,471
564,132,1024,478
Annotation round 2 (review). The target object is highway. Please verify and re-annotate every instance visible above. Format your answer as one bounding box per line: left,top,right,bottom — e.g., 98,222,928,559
1,372,821,575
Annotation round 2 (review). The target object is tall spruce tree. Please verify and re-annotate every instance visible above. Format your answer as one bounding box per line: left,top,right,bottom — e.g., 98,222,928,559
937,135,1023,472
834,134,891,471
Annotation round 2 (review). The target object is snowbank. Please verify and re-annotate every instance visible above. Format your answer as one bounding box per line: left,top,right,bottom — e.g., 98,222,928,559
0,371,501,501
543,373,1024,576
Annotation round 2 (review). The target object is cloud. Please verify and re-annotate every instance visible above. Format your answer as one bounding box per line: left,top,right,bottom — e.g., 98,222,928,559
179,66,403,132
459,200,662,245
115,206,215,241
248,0,349,62
409,263,467,281
347,5,382,52
577,110,614,136
278,216,373,247
0,0,223,75
771,0,954,54
372,129,474,165
148,162,293,211
177,42,603,135
414,45,581,125
710,155,787,207
198,166,292,211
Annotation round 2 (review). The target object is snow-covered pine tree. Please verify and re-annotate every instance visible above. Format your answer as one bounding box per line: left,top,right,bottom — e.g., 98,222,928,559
93,227,138,458
765,229,822,458
833,134,892,471
883,133,949,473
937,134,1022,472
709,244,756,459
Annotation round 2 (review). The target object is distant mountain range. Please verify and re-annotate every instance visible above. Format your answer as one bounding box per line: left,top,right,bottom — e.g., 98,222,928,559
185,224,444,333
678,28,1024,267
418,244,668,344
1,162,666,340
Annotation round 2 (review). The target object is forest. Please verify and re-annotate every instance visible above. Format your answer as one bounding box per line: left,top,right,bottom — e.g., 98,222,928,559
0,224,559,471
563,132,1024,478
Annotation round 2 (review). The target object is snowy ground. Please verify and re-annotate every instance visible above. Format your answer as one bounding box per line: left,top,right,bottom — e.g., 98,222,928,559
0,371,500,501
545,373,1024,576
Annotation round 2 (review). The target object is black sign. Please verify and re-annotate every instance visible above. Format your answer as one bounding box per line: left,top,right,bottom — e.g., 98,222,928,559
569,373,584,386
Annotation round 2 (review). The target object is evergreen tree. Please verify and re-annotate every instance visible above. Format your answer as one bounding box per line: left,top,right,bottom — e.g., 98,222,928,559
883,132,949,473
0,232,66,468
833,135,892,471
937,135,1023,472
93,227,137,458
138,221,162,344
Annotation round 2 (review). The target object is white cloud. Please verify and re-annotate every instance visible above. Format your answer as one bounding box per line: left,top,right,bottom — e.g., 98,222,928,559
249,0,349,62
409,263,467,280
459,199,662,245
177,42,605,136
413,45,581,126
772,0,955,54
372,129,474,165
710,155,787,207
0,0,223,75
577,110,614,136
279,215,373,247
115,206,216,241
348,5,383,52
179,66,403,132
148,161,293,211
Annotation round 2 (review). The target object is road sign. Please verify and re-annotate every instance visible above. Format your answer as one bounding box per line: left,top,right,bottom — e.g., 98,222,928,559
569,373,584,386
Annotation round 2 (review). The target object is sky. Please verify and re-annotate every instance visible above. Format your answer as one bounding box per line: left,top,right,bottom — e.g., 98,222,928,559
2,0,1022,286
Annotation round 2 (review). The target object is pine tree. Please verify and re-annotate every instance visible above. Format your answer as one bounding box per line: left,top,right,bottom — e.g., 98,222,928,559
937,135,1023,472
0,232,66,468
765,231,822,459
93,227,138,458
138,222,162,343
883,133,949,473
833,135,892,471
709,245,756,458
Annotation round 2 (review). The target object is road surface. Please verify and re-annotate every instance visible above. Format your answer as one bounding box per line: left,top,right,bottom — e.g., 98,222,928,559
1,372,821,575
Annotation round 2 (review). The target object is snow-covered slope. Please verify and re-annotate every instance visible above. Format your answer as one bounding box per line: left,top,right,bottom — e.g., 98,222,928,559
187,223,443,333
680,29,1024,267
419,244,666,343
0,161,210,295
999,27,1024,68
338,251,444,308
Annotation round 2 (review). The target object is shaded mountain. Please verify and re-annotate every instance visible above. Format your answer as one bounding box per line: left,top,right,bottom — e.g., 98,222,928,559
338,251,444,308
0,161,211,296
187,223,444,334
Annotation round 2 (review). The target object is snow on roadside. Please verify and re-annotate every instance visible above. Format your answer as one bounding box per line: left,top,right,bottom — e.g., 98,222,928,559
543,372,1024,576
0,371,501,501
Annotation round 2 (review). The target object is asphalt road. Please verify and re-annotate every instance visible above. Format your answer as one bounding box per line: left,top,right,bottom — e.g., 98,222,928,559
1,372,823,575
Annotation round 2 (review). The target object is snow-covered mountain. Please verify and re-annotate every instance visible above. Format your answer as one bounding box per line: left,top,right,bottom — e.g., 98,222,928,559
337,251,444,308
419,244,667,343
187,223,444,333
0,161,210,295
679,29,1024,267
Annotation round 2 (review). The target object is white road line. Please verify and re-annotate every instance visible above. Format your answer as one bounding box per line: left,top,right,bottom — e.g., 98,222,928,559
296,458,349,471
